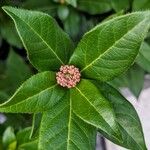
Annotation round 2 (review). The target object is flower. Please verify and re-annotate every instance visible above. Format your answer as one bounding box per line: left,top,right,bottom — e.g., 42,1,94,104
56,65,81,88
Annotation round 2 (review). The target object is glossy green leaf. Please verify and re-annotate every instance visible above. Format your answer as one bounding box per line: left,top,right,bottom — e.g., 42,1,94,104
2,6,74,71
0,71,65,113
77,0,112,15
70,12,150,81
0,6,148,150
93,82,147,150
39,92,96,150
136,42,150,73
111,0,130,12
133,0,150,10
71,79,121,141
2,126,17,150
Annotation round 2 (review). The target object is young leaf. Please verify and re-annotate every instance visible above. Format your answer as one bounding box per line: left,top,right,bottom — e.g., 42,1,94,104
77,0,112,15
93,82,147,150
71,79,121,141
69,12,150,81
39,92,96,149
0,71,65,113
136,42,150,73
2,6,74,71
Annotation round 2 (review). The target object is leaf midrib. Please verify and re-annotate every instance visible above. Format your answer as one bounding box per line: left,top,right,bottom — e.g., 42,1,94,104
75,86,117,134
118,122,144,150
81,16,147,72
0,84,57,108
67,93,72,150
4,8,64,65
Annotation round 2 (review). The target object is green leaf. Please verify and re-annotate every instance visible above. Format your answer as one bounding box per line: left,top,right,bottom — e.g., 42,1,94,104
2,6,74,71
39,92,96,149
2,126,17,150
71,79,121,141
136,42,150,73
133,0,150,10
0,91,9,103
30,113,42,139
57,5,69,21
16,127,38,150
77,0,112,15
110,64,144,98
18,140,38,150
70,12,150,81
6,50,31,81
127,64,144,98
0,71,65,113
111,0,130,12
0,20,22,48
6,50,32,93
109,72,128,89
0,61,6,74
0,50,32,95
64,9,80,39
23,0,58,16
93,82,147,150
17,127,33,145
65,0,77,7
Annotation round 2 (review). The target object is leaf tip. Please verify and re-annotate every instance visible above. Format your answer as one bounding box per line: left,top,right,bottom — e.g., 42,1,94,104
2,6,11,12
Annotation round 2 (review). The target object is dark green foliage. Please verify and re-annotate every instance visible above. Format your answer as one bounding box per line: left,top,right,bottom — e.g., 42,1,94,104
0,1,150,150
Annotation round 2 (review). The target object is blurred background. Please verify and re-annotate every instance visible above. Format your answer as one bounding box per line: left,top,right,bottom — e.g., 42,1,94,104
0,0,150,149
